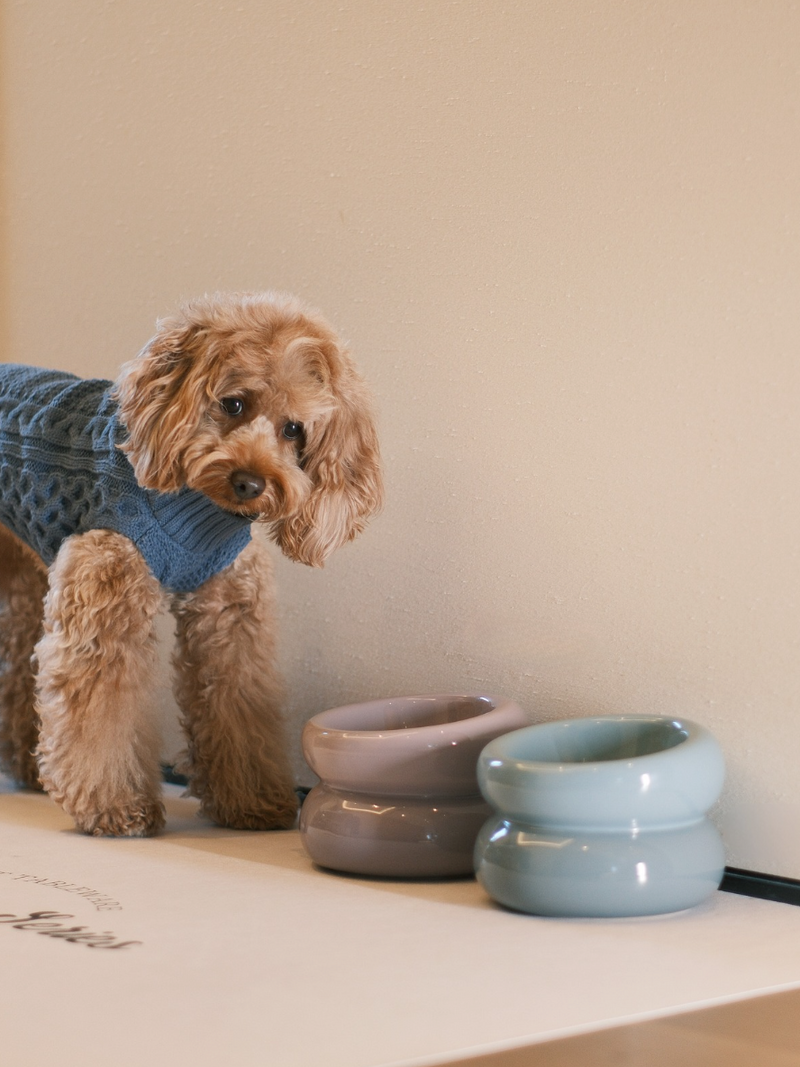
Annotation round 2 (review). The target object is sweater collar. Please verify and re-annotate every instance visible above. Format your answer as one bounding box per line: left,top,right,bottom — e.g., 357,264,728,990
146,486,252,554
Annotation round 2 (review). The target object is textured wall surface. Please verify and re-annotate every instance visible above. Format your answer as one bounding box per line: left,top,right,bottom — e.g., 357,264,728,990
2,1,800,873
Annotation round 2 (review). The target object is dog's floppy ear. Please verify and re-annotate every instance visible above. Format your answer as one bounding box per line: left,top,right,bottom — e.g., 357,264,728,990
114,313,204,492
274,356,384,567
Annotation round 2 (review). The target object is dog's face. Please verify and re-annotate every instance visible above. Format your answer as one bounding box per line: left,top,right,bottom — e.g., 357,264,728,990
114,293,383,566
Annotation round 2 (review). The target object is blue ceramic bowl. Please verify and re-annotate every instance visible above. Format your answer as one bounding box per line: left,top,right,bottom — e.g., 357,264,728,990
474,716,726,917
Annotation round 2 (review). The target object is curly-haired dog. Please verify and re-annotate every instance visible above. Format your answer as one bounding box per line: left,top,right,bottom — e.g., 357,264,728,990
0,292,383,836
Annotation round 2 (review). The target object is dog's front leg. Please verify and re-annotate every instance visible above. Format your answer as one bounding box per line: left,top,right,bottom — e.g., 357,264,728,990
171,537,298,830
35,530,166,836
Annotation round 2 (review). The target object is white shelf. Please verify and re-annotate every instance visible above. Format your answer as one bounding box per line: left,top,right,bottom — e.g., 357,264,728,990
2,778,800,1067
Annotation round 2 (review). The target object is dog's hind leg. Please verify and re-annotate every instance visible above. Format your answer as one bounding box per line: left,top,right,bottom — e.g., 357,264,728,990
171,536,298,830
35,530,166,836
0,525,48,788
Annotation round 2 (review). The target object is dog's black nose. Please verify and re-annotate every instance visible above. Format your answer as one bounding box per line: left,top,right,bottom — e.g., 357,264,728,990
230,471,266,501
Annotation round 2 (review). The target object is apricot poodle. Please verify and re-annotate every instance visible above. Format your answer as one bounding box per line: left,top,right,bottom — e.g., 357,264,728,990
0,292,382,836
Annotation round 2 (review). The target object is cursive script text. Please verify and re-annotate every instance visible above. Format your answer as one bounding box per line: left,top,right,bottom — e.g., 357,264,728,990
0,910,141,949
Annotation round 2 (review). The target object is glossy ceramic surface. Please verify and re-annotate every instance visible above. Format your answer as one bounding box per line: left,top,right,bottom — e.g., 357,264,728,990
477,716,725,830
474,715,726,916
303,694,527,797
300,694,527,877
302,786,492,878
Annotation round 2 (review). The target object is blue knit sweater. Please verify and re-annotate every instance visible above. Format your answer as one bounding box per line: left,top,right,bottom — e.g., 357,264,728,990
0,364,252,592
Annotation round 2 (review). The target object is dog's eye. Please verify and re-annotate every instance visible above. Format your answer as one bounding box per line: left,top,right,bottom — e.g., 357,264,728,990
220,397,244,416
282,421,304,441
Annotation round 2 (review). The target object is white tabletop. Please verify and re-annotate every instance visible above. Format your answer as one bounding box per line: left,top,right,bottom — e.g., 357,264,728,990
2,776,800,1067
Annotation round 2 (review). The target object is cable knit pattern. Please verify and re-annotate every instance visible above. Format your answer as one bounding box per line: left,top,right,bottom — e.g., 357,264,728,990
0,364,252,592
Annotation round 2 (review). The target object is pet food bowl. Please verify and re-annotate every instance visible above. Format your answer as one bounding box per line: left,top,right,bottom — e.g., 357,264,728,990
474,715,726,917
300,694,527,877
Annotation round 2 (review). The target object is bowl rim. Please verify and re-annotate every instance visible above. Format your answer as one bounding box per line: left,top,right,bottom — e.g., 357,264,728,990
303,693,522,741
479,715,716,776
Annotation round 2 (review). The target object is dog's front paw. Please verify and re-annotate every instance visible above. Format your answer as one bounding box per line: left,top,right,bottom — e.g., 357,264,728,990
72,798,166,838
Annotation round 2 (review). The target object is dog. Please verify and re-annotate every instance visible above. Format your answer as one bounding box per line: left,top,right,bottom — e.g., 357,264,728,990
0,292,383,836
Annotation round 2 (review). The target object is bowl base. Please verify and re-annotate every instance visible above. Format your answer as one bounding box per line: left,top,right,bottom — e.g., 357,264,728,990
300,785,491,878
474,816,726,917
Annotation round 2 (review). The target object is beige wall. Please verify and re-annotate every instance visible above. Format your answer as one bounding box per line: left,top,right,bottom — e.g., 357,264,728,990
3,1,800,874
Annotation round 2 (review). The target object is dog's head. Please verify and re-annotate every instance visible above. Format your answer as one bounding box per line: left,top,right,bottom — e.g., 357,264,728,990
114,292,383,566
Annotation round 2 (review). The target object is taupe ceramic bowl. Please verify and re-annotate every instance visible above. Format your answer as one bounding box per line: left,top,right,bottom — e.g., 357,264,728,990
300,694,527,877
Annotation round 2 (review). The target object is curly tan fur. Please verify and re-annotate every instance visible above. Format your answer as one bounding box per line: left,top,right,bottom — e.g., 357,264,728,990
171,538,296,830
0,526,48,789
0,292,383,836
35,530,167,836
